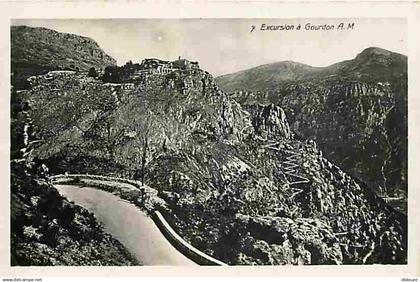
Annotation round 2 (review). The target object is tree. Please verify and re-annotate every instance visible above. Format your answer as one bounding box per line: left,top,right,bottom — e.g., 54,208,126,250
102,66,121,83
88,67,98,78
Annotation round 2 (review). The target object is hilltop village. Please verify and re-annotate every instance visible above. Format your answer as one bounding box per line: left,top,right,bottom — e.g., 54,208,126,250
21,56,216,95
95,57,217,95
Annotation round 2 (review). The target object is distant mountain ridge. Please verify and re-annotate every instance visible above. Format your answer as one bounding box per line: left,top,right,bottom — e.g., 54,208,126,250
11,25,116,88
320,47,407,81
216,47,406,92
216,61,319,93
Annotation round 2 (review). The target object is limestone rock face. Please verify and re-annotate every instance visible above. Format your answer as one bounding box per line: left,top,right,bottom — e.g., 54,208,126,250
248,104,291,139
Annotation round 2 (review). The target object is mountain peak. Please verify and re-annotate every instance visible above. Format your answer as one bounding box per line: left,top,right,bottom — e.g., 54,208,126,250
270,60,310,67
255,60,315,72
356,47,406,60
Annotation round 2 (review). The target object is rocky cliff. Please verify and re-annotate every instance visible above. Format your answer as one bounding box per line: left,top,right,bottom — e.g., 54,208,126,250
18,55,407,265
216,47,407,213
11,25,116,89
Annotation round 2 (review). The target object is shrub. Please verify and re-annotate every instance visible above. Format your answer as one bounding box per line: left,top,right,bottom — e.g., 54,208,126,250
88,67,98,78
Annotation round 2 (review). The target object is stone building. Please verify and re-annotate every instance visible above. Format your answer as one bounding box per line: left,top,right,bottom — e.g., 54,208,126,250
139,57,200,75
140,58,173,75
172,57,199,70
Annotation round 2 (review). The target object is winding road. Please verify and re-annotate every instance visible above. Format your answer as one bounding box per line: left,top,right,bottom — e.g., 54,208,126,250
263,141,311,199
55,184,197,266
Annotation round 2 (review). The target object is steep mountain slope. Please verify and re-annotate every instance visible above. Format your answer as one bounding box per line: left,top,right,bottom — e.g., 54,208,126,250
10,87,139,266
11,161,140,266
11,25,116,89
20,58,407,265
216,47,407,212
325,47,408,81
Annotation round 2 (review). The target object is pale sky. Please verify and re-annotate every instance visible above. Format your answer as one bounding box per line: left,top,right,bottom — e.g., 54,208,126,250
12,18,406,76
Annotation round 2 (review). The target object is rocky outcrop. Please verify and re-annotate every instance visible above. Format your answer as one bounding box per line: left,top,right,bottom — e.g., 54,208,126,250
248,104,291,139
